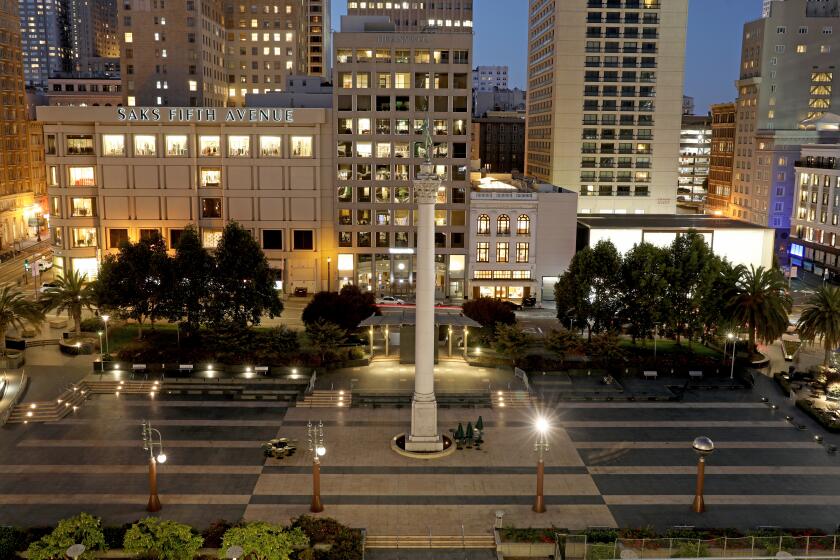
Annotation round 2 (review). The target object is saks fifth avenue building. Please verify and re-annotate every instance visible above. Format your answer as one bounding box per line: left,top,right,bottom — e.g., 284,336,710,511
37,105,335,294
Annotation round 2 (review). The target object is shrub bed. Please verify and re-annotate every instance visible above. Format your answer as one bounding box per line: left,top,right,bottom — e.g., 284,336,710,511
796,398,840,432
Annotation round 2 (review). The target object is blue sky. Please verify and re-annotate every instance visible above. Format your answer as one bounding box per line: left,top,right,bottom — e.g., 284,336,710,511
330,0,764,115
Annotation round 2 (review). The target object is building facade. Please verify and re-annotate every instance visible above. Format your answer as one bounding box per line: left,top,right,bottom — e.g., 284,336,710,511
677,114,710,209
472,65,508,92
46,74,122,106
472,87,526,118
471,116,525,174
119,0,227,107
346,0,473,32
19,0,72,90
791,143,840,282
68,0,119,72
731,0,840,239
525,0,689,214
306,0,329,78
333,17,472,299
706,102,735,215
682,94,694,116
2,0,46,247
468,176,577,304
38,105,335,292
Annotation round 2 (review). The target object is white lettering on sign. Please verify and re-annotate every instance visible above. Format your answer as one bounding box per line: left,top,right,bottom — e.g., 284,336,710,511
376,34,431,44
117,107,295,123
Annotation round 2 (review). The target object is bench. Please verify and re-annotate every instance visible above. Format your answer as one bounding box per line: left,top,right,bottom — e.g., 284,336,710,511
178,364,193,373
643,370,658,380
255,366,269,375
132,364,147,372
689,370,703,379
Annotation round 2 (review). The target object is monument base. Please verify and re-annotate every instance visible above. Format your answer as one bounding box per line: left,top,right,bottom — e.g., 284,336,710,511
391,433,454,459
406,397,443,452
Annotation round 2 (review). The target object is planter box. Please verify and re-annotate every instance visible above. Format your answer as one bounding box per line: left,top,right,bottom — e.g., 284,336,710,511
0,351,24,369
497,542,555,557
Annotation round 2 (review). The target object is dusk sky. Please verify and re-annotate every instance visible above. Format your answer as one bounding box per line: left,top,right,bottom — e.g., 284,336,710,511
330,0,765,115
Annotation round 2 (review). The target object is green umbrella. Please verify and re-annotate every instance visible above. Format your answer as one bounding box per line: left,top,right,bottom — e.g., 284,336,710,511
465,421,474,448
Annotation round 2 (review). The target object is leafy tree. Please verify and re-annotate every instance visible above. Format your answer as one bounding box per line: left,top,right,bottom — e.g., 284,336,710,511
544,328,583,367
41,269,95,337
696,257,740,342
727,265,791,354
301,285,379,332
91,233,173,339
462,297,516,330
0,285,43,355
167,225,213,337
207,222,283,328
662,231,715,344
27,513,107,560
220,522,308,560
797,286,840,367
492,323,533,367
267,325,301,356
555,241,622,338
585,332,625,369
305,320,346,364
620,242,668,342
123,518,203,560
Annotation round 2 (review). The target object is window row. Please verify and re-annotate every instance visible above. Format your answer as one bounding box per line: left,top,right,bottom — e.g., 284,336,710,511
337,117,467,136
336,94,468,112
337,230,465,249
584,70,656,83
338,185,467,204
337,71,469,89
581,114,654,125
338,208,465,227
475,242,530,263
473,270,532,280
337,141,467,159
52,226,316,252
476,214,531,236
52,134,313,159
335,48,469,65
337,163,468,182
48,166,225,188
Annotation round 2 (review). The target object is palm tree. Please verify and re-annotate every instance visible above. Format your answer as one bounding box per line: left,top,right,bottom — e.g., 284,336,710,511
797,286,840,367
727,265,791,355
0,286,44,356
41,270,96,337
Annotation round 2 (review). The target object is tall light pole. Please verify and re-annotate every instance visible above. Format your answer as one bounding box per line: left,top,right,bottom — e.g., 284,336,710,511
727,332,736,380
533,417,550,513
307,420,326,513
142,420,167,512
97,331,104,373
691,436,714,513
101,314,110,356
327,257,332,292
653,322,660,360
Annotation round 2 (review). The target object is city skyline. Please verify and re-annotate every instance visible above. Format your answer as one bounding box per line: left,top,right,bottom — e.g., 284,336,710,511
330,0,764,115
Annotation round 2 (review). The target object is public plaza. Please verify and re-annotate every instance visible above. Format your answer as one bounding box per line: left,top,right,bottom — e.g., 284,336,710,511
2,339,840,535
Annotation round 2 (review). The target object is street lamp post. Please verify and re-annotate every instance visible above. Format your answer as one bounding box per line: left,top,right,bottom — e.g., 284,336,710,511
533,417,550,513
727,332,736,380
97,331,104,373
327,257,332,293
691,436,714,513
102,314,110,356
142,420,167,512
307,420,326,513
654,323,660,360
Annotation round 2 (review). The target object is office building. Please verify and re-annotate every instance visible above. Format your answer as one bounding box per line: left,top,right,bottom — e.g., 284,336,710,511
247,75,332,108
471,116,525,173
119,0,227,107
791,138,840,282
682,94,694,115
19,0,72,90
333,16,472,299
677,114,711,210
346,0,473,32
731,0,840,248
525,0,689,214
38,105,335,291
706,102,736,215
46,74,122,106
1,0,47,246
472,65,508,92
468,175,577,303
222,0,309,108
67,0,119,73
306,0,329,78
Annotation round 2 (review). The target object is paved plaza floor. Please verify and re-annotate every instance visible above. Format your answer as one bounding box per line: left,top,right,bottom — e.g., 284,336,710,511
3,371,840,533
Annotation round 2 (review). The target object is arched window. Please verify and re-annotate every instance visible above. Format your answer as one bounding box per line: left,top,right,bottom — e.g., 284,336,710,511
497,214,510,235
477,214,490,235
517,214,531,235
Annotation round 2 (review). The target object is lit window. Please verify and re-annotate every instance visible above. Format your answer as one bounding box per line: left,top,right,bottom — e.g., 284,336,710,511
69,167,95,187
515,242,530,263
202,229,223,249
497,214,510,235
199,135,220,157
228,136,250,157
200,168,221,187
496,242,509,263
189,80,198,91
134,135,157,156
260,136,282,157
291,136,313,158
165,135,187,157
517,214,531,235
476,242,489,263
71,228,97,248
71,198,96,217
477,214,490,235
124,32,133,43
102,134,125,156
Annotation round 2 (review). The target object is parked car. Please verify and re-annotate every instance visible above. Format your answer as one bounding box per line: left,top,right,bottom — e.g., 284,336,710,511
293,287,308,297
37,258,53,272
497,299,522,311
523,296,537,308
377,296,405,305
39,281,58,294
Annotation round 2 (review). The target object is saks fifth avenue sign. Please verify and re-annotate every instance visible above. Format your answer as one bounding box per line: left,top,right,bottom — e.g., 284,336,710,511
117,107,295,123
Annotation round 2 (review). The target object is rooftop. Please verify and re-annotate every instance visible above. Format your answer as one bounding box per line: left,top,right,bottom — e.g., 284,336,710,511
577,214,771,230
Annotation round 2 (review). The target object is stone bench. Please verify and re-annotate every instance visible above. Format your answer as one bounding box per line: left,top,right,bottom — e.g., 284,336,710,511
48,318,67,329
689,370,703,379
132,364,147,372
643,371,658,380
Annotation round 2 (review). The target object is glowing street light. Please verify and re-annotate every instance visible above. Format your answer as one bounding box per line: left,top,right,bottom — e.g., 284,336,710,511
308,420,326,513
727,332,737,379
101,314,110,357
142,420,168,512
691,436,715,513
533,416,550,513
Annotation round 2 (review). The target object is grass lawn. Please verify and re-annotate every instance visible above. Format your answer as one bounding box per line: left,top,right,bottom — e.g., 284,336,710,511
107,323,178,354
619,338,723,359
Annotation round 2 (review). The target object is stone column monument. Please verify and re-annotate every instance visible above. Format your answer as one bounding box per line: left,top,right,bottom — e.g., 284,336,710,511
405,118,443,452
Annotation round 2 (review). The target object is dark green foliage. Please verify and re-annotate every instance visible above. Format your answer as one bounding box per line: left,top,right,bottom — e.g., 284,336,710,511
301,286,379,332
200,521,233,549
102,525,131,549
728,265,791,354
475,416,484,432
492,324,533,366
168,226,213,337
462,297,516,330
620,243,668,341
79,317,105,333
0,526,25,560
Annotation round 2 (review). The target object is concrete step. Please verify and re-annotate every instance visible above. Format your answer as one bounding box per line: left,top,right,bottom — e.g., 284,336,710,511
297,390,350,408
491,390,536,409
365,535,496,549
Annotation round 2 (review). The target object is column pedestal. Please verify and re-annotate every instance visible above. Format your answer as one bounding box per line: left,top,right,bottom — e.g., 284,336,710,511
406,398,443,451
